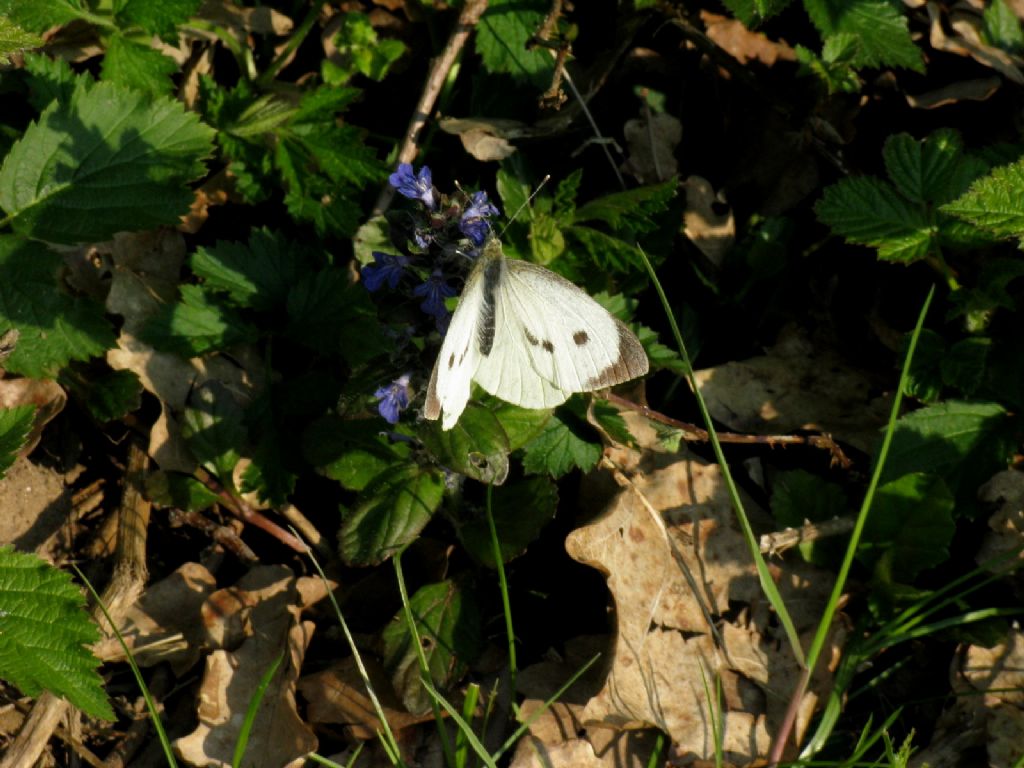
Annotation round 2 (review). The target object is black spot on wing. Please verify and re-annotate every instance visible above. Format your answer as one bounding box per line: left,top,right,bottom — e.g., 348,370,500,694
478,259,501,357
524,328,539,346
447,353,455,369
573,330,589,346
542,340,554,353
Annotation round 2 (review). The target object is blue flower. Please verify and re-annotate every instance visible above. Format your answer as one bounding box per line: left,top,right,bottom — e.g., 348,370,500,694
389,163,437,210
362,251,410,292
459,190,500,246
374,374,410,425
412,269,456,328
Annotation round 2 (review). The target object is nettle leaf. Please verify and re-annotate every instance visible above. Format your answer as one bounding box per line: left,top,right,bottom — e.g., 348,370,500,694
286,270,386,366
0,546,113,719
943,157,1024,239
0,16,42,62
573,179,677,235
322,11,406,85
381,579,481,715
0,237,114,378
475,0,553,87
22,53,77,111
567,226,646,275
191,229,309,311
339,465,446,566
804,0,923,72
521,402,602,478
181,381,247,484
883,129,966,205
305,416,411,492
0,0,87,33
770,469,849,566
592,400,637,446
879,400,1015,508
860,473,955,582
490,401,551,451
0,406,35,479
420,404,510,485
145,470,220,512
61,367,142,423
457,476,558,567
983,0,1024,52
0,79,214,244
114,0,201,41
141,285,259,357
941,337,992,396
815,176,934,262
100,35,177,97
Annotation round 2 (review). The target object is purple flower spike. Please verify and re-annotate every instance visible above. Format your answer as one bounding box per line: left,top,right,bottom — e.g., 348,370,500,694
412,269,456,329
374,374,411,424
459,190,500,246
362,251,411,292
389,163,437,210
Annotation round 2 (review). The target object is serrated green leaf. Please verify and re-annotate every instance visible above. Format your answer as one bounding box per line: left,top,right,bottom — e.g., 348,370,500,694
490,401,551,451
144,470,220,511
475,0,553,86
573,179,677,234
381,579,481,715
220,95,295,139
100,35,177,97
339,465,445,566
529,212,565,265
323,12,406,85
115,0,200,41
521,404,601,478
0,546,113,718
191,229,309,310
567,226,646,274
902,328,945,403
419,404,510,485
860,473,955,581
983,0,1024,52
879,400,1015,508
141,285,259,357
883,130,964,205
815,176,935,262
304,416,410,491
0,15,42,62
941,337,991,396
0,405,35,479
942,158,1024,238
0,0,87,33
458,476,557,567
22,53,78,111
770,469,849,566
0,79,214,244
181,381,246,484
0,237,114,378
804,0,923,72
592,400,637,446
61,367,142,422
286,270,387,365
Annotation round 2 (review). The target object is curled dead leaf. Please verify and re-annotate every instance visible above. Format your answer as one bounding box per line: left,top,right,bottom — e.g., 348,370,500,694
621,111,681,184
701,11,796,66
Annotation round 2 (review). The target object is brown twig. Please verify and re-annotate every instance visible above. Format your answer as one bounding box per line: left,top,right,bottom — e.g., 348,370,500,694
372,0,490,216
760,517,856,557
604,392,854,469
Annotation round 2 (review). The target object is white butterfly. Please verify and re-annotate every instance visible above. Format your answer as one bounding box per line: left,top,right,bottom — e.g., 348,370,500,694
424,237,649,430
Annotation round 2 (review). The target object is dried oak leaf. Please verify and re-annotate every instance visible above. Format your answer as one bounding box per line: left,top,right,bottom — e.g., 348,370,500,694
955,628,1024,768
565,450,840,764
701,11,796,66
976,469,1024,590
174,565,317,768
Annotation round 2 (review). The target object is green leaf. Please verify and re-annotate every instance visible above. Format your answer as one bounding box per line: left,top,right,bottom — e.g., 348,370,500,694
941,337,991,396
144,470,220,512
0,79,214,244
521,404,602,478
720,0,795,25
22,53,78,112
879,400,1015,508
100,35,177,97
0,405,35,479
983,0,1024,53
883,130,965,205
573,178,677,235
457,476,558,567
191,229,309,311
322,12,406,84
339,465,445,566
141,285,259,357
804,0,923,72
0,15,42,62
0,237,114,378
181,382,246,484
902,329,945,403
942,157,1024,239
381,579,481,715
529,213,565,265
61,367,142,422
286,270,386,366
859,473,955,581
0,546,113,719
115,0,201,41
490,402,551,451
475,0,553,87
815,176,934,262
591,400,637,446
304,416,411,492
566,225,646,274
0,0,87,33
770,470,849,566
419,404,511,485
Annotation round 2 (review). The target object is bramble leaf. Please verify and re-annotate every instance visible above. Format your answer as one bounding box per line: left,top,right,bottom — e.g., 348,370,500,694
475,0,553,87
0,546,113,719
0,15,42,63
804,0,923,72
419,404,510,485
141,285,259,357
521,404,601,478
0,0,86,33
0,406,35,479
457,476,558,567
0,79,214,244
100,35,177,97
114,0,201,41
191,229,309,310
943,158,1024,239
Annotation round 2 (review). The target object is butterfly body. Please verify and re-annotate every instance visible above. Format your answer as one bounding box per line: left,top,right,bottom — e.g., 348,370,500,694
424,238,649,430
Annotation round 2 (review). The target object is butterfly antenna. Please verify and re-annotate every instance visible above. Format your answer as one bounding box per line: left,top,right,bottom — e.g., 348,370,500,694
497,174,551,239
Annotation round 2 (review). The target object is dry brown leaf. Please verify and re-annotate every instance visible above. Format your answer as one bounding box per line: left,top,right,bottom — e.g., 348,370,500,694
174,565,317,768
439,117,535,161
620,111,681,184
298,656,433,740
565,451,838,763
927,2,1024,83
693,326,891,453
0,377,66,456
701,11,796,66
197,0,293,37
976,470,1024,581
683,175,735,267
905,76,1001,108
